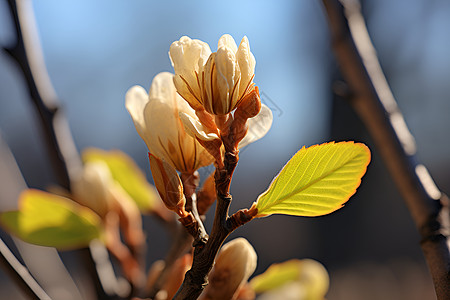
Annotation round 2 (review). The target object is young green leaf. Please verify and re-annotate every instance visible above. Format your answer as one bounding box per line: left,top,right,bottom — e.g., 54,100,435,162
0,189,103,250
82,148,159,213
251,142,370,217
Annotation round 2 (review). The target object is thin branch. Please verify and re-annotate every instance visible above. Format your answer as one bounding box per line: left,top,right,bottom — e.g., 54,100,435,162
3,0,82,189
321,1,450,299
0,237,52,300
2,0,121,298
174,151,251,299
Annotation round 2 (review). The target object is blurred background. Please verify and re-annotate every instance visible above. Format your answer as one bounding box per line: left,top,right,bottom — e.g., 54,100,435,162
1,0,449,299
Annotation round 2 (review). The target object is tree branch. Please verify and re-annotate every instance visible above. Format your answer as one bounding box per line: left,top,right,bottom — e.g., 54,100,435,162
2,0,121,298
174,151,246,299
321,1,450,299
3,0,82,189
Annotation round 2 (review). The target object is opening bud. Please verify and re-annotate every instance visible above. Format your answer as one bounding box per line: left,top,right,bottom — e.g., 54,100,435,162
148,153,188,217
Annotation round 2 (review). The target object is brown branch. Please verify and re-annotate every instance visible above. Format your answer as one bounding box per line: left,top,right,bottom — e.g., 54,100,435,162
2,0,122,298
321,1,450,299
174,152,248,299
3,0,82,189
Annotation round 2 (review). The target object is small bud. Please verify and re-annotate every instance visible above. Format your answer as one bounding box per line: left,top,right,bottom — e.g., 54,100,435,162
72,161,113,218
199,238,257,300
148,153,188,217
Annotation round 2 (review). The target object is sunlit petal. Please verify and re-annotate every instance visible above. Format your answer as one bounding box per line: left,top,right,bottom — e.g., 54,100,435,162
125,85,150,145
236,36,256,99
218,34,238,53
239,104,273,148
214,47,240,114
179,112,220,141
126,72,213,173
169,36,211,110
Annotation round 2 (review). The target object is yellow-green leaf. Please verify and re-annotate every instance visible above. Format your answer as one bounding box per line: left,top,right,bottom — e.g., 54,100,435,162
82,148,159,213
250,259,329,298
0,189,103,250
253,142,370,217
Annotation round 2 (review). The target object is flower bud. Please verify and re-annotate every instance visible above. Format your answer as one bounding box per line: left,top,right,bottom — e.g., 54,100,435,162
148,153,187,217
170,34,256,116
126,72,214,173
199,238,257,300
72,161,114,218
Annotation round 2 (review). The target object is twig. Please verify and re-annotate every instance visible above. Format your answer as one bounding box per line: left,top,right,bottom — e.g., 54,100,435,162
0,237,52,300
2,0,121,298
174,152,254,299
3,0,82,188
321,1,450,299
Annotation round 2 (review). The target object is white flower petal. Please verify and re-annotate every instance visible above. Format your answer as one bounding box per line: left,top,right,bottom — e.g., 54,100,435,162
179,112,220,141
218,34,238,54
125,85,151,145
215,47,240,113
126,72,214,172
148,71,177,102
173,74,203,110
202,53,218,114
238,104,273,148
169,36,211,109
236,36,256,98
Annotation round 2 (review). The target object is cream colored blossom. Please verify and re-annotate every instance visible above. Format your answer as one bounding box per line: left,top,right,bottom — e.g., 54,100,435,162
170,34,256,115
125,72,214,173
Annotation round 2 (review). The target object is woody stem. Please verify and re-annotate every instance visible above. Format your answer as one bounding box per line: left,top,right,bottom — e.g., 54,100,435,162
174,150,254,299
